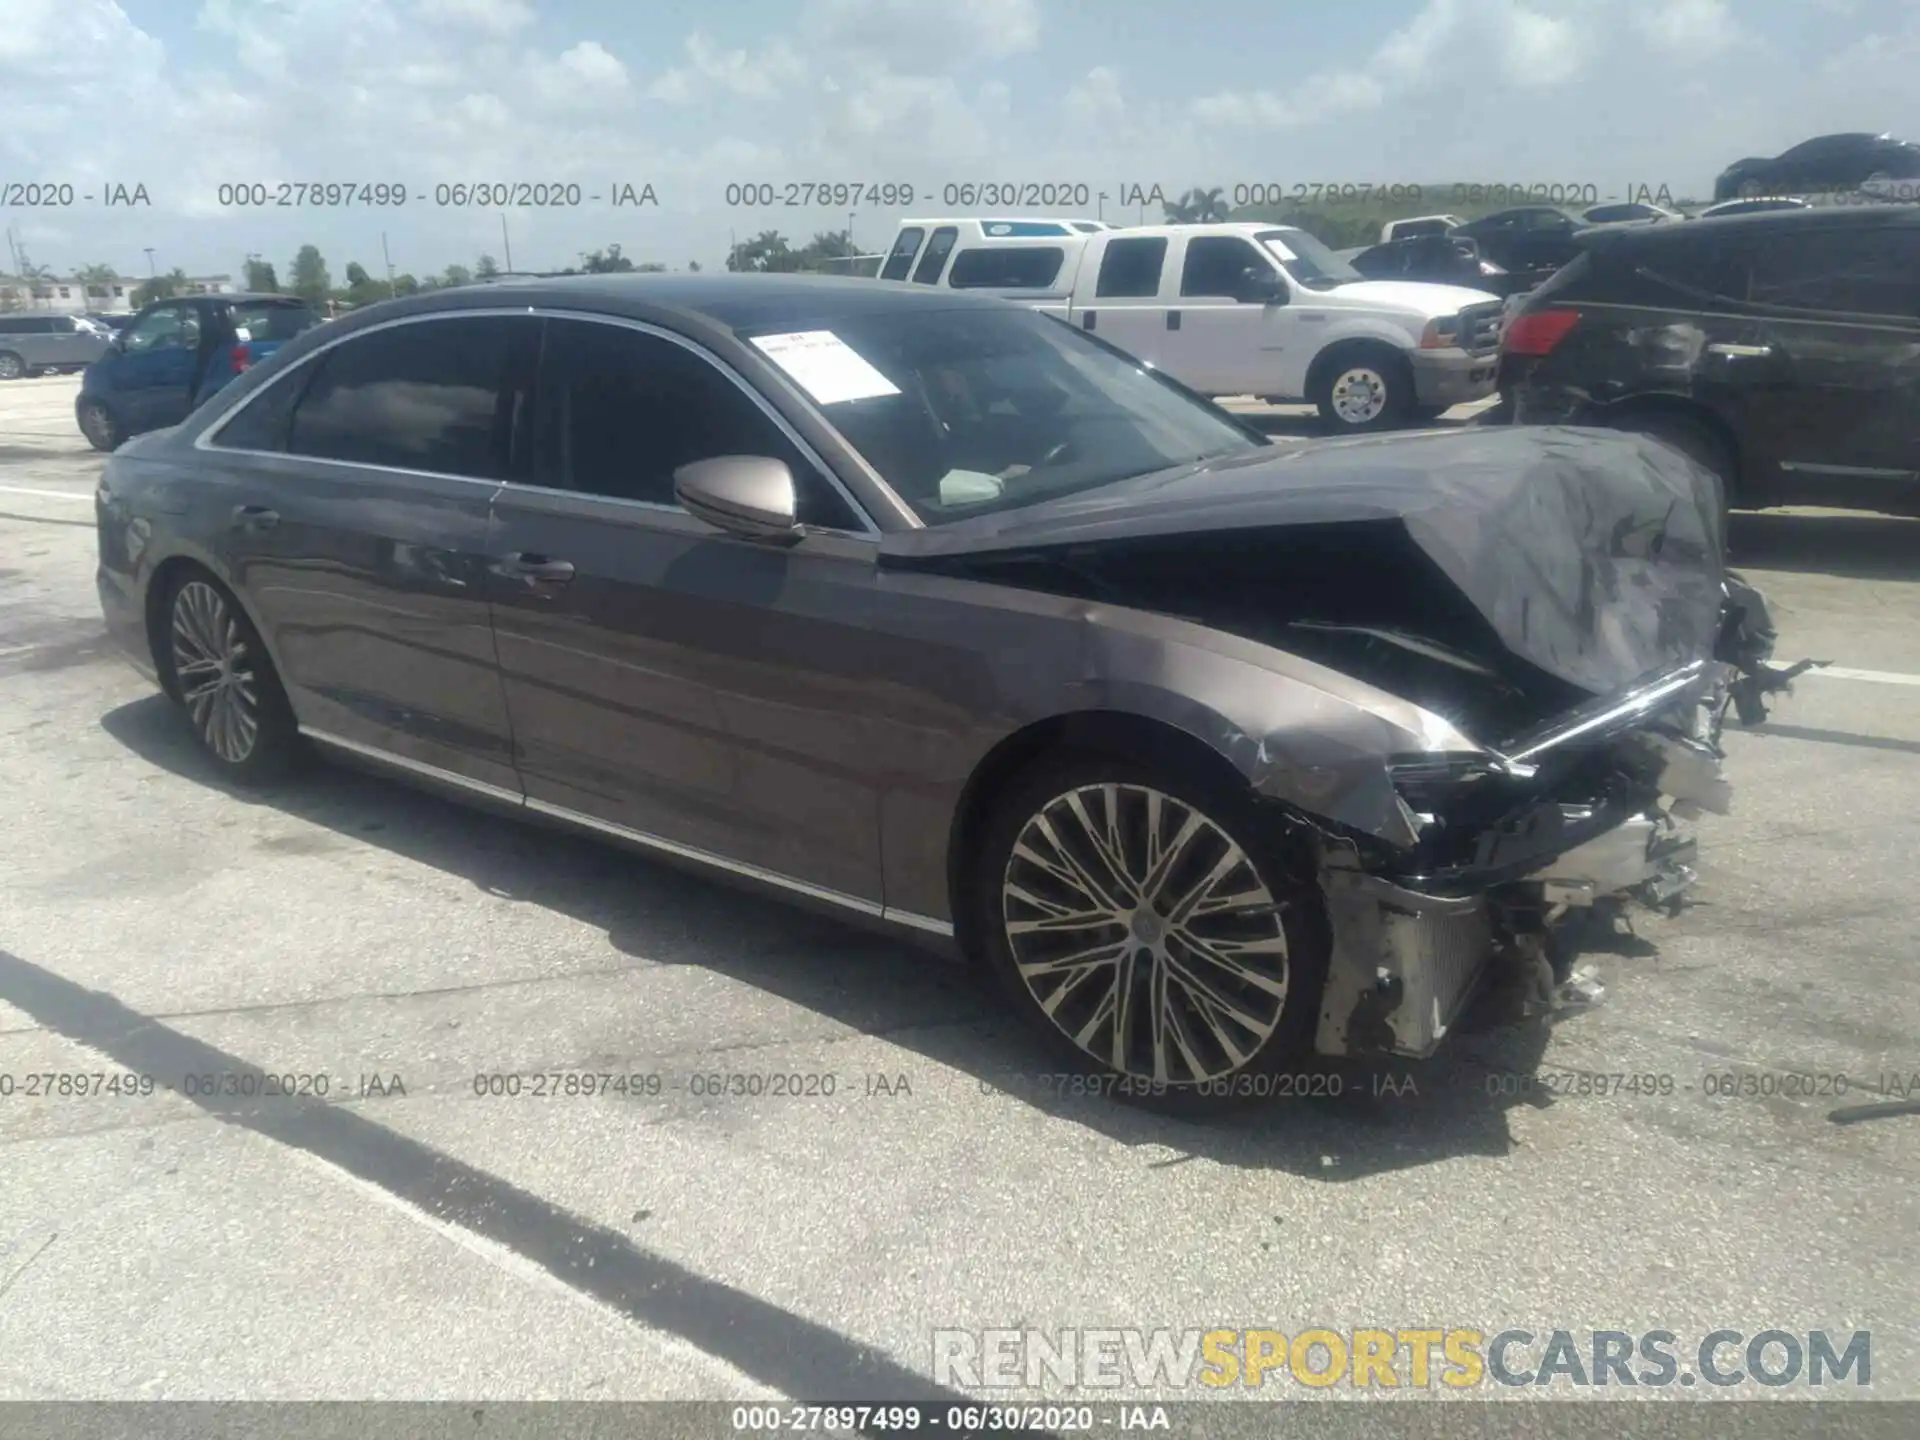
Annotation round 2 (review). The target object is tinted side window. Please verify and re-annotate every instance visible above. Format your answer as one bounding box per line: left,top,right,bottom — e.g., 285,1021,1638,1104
1094,238,1167,297
210,362,316,452
122,304,200,355
1633,239,1753,303
1181,236,1272,298
287,316,524,477
880,228,924,282
911,227,957,284
1748,229,1920,318
946,247,1065,289
532,319,863,530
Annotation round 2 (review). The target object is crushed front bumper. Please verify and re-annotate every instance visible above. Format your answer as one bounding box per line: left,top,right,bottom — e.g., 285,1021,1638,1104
1309,656,1758,1060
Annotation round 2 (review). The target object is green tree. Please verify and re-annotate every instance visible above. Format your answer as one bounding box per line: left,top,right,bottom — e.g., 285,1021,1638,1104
725,230,796,273
475,253,500,279
579,243,635,273
635,261,667,272
289,245,330,304
242,255,279,292
392,273,420,296
75,262,118,305
132,268,189,307
442,263,473,288
1163,186,1229,223
342,261,387,306
688,260,701,272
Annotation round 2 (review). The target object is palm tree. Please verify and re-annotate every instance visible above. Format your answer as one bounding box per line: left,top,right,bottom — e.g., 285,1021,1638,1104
1161,186,1230,224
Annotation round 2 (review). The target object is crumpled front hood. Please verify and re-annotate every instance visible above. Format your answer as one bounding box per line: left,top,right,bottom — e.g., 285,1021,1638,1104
880,426,1728,699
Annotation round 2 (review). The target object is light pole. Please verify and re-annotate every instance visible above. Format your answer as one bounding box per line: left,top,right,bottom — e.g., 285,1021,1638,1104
144,248,156,277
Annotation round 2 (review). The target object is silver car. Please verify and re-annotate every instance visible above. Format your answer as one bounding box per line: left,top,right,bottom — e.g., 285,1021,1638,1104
0,312,112,379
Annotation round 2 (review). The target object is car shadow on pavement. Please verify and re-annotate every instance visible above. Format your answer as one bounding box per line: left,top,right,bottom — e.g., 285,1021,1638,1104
103,694,1602,1184
1727,510,1920,582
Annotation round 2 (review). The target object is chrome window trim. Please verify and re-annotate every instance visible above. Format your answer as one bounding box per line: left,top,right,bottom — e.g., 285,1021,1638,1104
300,725,954,937
192,305,882,536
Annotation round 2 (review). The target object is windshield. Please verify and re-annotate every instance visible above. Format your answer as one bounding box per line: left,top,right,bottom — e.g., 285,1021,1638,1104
743,307,1264,524
1256,227,1362,289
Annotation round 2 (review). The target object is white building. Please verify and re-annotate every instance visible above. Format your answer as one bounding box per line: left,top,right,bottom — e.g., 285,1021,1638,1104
0,274,235,314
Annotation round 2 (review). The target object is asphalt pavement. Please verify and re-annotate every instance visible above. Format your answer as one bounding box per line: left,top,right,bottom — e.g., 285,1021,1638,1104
1,374,1917,1419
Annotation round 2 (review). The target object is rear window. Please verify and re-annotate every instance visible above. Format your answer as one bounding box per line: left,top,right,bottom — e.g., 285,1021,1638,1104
231,302,321,342
946,247,1066,290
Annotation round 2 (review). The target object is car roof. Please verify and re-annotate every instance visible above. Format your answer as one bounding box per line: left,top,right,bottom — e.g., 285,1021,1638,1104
305,272,1013,339
1600,201,1920,245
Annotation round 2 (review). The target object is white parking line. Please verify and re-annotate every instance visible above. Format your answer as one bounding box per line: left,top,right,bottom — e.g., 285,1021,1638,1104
0,484,92,502
1806,666,1920,688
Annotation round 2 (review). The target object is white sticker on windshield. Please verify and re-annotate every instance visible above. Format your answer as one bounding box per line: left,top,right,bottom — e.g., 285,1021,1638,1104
750,330,900,405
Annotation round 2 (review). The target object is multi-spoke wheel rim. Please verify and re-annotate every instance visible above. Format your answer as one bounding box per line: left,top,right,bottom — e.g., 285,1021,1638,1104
0,355,22,380
170,581,261,764
1330,367,1389,424
1001,783,1291,1086
79,402,114,448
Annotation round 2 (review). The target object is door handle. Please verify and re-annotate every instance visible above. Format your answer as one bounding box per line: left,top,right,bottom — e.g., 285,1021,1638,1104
490,553,576,584
1166,310,1182,331
1706,343,1774,358
231,504,278,531
1081,311,1096,331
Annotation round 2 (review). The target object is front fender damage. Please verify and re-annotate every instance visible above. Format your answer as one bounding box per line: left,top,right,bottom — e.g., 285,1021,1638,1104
1305,591,1817,1061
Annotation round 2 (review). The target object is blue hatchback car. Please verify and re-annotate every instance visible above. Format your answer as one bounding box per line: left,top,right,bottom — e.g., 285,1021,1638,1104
76,292,322,451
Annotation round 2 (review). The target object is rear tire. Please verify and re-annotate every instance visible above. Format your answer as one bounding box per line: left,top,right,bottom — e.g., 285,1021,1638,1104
158,572,302,785
1311,345,1415,433
969,750,1331,1114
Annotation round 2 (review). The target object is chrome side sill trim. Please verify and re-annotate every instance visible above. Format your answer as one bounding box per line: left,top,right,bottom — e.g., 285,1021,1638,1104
304,726,526,806
298,726,953,935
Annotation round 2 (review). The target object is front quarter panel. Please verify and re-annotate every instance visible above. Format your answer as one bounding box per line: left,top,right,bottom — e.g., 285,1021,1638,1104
872,567,1473,921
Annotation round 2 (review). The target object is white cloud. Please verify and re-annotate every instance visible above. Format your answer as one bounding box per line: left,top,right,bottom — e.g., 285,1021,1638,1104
415,0,533,36
806,0,1040,64
532,40,630,106
646,33,805,104
1501,9,1584,87
1063,66,1124,129
1632,0,1742,54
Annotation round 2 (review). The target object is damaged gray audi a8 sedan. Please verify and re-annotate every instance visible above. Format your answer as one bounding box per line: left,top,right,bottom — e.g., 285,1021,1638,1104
94,274,1805,1110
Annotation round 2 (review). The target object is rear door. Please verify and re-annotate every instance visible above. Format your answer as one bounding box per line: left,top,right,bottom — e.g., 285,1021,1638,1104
1072,234,1170,368
1734,225,1920,502
207,311,536,792
487,314,888,902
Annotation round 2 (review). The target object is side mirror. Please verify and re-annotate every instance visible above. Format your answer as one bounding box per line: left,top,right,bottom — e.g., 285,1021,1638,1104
673,456,803,545
1237,267,1287,304
107,331,127,352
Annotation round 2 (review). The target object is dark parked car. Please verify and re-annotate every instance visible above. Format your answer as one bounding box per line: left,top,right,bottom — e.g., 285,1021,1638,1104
76,292,321,451
1715,132,1920,202
1450,206,1590,278
1346,234,1520,296
95,275,1792,1107
1498,205,1920,516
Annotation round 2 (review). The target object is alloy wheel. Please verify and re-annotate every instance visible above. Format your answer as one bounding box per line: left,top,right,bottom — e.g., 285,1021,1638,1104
78,401,117,450
170,581,261,765
1329,366,1389,425
1000,782,1292,1085
0,354,23,381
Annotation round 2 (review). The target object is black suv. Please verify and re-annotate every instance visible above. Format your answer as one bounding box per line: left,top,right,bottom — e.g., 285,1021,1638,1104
1497,205,1920,515
1715,133,1920,202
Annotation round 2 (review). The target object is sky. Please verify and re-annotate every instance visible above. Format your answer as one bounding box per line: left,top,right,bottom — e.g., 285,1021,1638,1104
1,0,1915,283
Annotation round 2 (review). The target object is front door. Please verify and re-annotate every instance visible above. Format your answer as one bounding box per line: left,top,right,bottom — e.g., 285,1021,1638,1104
109,302,204,433
1155,233,1300,398
487,315,888,903
210,312,537,792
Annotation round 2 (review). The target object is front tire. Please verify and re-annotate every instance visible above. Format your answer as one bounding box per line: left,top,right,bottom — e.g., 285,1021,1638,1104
159,573,301,784
971,752,1330,1112
77,397,121,451
1311,345,1414,433
0,352,24,381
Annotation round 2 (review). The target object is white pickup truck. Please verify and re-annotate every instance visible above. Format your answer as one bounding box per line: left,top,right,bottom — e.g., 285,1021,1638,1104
878,218,1505,430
